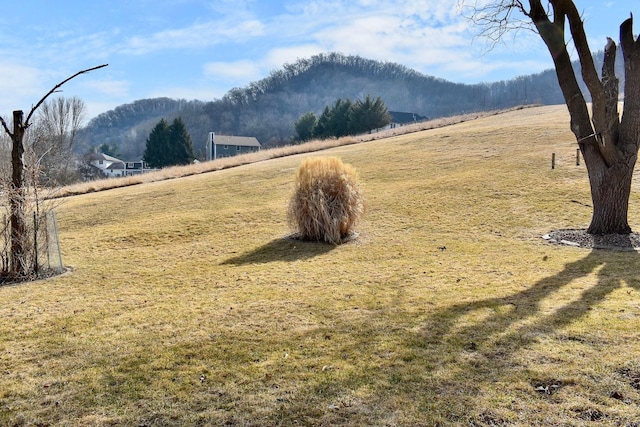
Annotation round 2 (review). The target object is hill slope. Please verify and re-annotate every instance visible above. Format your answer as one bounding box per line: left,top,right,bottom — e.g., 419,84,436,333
4,106,640,425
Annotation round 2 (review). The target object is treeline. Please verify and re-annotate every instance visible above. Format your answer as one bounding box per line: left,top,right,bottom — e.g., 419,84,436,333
78,51,623,160
295,95,391,141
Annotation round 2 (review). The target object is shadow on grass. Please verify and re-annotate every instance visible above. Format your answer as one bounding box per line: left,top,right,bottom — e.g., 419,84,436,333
220,237,336,265
413,238,640,422
220,241,640,425
426,242,640,353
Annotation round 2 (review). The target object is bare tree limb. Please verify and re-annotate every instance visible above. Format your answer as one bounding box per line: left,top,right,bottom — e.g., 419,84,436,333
0,116,11,137
466,0,533,50
24,64,108,127
561,1,602,98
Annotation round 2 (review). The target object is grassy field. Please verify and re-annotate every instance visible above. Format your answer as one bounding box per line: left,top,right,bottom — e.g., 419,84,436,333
2,105,640,426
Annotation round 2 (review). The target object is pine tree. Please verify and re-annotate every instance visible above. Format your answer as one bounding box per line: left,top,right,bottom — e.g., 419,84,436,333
328,98,352,137
314,106,333,139
349,95,391,134
169,117,195,165
294,112,317,142
313,99,353,139
143,119,170,168
143,117,195,168
310,96,391,139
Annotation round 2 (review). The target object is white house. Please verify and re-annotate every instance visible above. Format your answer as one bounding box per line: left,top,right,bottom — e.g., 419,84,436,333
88,153,154,178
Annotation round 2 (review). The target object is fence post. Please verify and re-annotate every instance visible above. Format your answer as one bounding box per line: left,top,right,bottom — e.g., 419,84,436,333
33,211,38,276
52,211,63,271
551,153,556,170
576,148,581,166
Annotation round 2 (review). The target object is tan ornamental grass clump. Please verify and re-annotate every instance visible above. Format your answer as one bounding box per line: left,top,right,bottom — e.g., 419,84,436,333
287,156,365,244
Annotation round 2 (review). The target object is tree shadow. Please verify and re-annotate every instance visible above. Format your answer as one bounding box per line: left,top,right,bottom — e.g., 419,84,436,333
398,237,640,422
211,238,640,425
220,237,337,265
426,240,640,356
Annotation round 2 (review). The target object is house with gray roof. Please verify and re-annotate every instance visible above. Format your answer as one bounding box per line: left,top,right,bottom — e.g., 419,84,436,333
88,153,155,178
206,133,261,160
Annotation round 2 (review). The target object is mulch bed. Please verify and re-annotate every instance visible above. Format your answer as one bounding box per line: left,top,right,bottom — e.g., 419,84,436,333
544,229,640,251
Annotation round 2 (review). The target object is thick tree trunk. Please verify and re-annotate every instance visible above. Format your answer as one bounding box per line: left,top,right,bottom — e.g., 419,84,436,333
528,2,640,234
584,154,635,234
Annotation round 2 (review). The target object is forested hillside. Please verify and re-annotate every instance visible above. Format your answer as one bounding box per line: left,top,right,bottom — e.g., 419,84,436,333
77,51,622,159
76,98,208,159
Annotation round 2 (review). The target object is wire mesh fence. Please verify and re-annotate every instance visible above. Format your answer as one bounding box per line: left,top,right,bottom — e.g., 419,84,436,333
34,210,64,275
0,210,64,281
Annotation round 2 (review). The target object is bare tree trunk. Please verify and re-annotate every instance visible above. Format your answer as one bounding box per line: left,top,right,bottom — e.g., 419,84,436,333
0,64,107,279
10,111,26,276
586,159,634,234
469,1,639,234
528,2,640,234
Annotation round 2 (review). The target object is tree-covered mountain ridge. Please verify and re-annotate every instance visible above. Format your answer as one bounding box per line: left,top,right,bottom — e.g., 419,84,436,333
78,51,622,159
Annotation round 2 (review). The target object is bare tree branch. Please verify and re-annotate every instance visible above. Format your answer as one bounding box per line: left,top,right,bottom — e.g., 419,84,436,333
465,0,534,50
25,64,108,127
561,1,602,98
0,116,11,137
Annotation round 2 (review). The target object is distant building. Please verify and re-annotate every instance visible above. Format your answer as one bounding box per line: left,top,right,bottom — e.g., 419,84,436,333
389,111,428,126
206,133,261,160
88,153,156,178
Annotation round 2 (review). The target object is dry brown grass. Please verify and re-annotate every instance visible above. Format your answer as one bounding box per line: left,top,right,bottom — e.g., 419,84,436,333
55,137,363,198
55,106,529,199
2,104,640,426
287,157,365,244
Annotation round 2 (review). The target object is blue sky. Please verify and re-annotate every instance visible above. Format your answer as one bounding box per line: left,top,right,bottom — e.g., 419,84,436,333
0,0,636,120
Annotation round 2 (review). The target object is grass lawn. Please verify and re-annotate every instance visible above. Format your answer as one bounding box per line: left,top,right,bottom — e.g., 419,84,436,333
2,105,640,426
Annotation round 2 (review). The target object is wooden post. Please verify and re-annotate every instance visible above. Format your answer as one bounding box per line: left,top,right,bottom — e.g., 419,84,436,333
576,148,580,166
551,152,556,169
33,211,38,276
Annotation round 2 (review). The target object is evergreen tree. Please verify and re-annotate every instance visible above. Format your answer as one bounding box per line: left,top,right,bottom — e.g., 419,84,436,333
327,98,352,137
294,112,317,142
310,99,352,139
143,117,195,168
169,117,195,165
143,119,170,168
349,95,391,134
314,106,333,139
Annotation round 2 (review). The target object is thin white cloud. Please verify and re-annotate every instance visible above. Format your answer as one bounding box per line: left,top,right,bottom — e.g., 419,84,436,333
123,19,265,55
0,63,49,116
80,79,131,99
203,60,263,83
